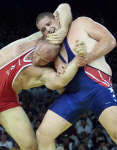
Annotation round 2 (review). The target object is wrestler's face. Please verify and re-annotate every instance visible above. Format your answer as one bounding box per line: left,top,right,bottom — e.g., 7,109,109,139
37,16,60,37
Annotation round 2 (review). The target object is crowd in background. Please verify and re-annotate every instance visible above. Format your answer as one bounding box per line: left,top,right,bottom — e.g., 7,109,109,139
0,17,117,150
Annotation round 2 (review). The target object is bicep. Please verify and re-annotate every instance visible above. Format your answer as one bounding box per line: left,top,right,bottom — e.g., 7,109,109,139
85,18,113,41
41,68,66,90
26,66,57,88
24,65,43,78
26,66,56,81
26,66,65,90
41,68,58,89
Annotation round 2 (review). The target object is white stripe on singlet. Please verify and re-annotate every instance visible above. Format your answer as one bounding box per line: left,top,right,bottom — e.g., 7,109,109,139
85,70,110,87
0,47,36,70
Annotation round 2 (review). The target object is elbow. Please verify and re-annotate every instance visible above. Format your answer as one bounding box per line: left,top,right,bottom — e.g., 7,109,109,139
104,35,117,50
59,3,71,8
57,3,72,22
60,3,72,14
108,33,117,49
65,3,72,22
52,81,66,90
46,81,65,90
110,37,117,49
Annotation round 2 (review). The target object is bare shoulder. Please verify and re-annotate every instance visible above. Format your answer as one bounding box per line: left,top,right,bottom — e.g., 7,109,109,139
71,17,94,28
22,65,42,77
74,16,93,23
23,65,55,79
18,65,45,89
73,16,107,30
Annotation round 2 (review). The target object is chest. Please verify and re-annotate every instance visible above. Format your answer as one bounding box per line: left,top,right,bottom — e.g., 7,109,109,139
67,28,97,53
55,28,97,69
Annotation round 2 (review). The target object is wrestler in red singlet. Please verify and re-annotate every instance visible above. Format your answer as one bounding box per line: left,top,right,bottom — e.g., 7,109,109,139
0,48,35,112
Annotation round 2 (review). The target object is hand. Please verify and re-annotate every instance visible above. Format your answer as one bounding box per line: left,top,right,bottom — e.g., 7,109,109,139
74,41,89,67
75,52,93,67
47,28,67,44
56,64,67,76
74,41,87,56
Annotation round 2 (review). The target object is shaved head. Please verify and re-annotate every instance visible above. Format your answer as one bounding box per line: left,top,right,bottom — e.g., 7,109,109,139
32,40,60,66
37,40,60,61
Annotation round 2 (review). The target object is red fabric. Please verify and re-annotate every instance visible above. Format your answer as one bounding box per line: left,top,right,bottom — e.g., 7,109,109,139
0,48,34,112
84,65,112,87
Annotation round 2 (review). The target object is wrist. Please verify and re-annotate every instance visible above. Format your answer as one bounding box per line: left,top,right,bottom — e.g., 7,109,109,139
74,56,80,67
87,53,94,63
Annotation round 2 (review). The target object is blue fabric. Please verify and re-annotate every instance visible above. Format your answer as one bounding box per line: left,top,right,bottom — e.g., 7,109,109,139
58,53,66,63
64,37,75,62
50,38,117,123
50,72,117,123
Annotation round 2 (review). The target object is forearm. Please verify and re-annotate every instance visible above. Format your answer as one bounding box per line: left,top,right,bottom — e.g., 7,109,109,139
54,3,72,30
24,31,43,41
43,57,79,90
56,57,79,87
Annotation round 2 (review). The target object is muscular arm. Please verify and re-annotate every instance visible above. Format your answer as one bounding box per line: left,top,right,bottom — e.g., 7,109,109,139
54,3,72,31
1,31,42,52
46,3,72,44
21,31,43,41
44,57,78,90
26,56,79,90
78,17,116,63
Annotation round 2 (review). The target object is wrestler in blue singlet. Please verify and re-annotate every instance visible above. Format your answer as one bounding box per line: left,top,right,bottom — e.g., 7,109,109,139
50,37,117,123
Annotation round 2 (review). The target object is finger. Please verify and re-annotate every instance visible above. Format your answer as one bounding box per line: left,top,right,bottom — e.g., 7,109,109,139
47,41,61,45
47,37,63,41
47,33,66,38
47,35,64,40
47,38,60,42
47,36,64,40
47,40,62,44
